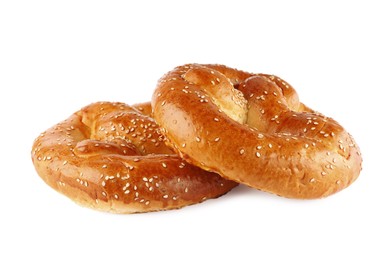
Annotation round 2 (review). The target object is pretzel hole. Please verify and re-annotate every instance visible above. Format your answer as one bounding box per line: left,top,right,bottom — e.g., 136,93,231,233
74,139,140,158
183,67,248,124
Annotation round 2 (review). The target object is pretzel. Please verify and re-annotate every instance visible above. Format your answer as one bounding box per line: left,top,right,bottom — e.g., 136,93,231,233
31,102,237,213
152,64,362,199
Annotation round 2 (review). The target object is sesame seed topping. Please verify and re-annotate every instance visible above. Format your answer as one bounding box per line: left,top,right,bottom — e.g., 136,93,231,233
240,149,245,155
162,162,167,168
196,137,201,142
214,137,220,142
163,195,169,199
256,152,261,158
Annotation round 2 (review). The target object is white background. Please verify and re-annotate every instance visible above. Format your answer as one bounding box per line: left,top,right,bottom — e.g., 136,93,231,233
1,1,388,259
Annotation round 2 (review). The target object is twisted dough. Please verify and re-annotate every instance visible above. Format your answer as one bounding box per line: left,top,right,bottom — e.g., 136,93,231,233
152,64,362,199
32,102,237,213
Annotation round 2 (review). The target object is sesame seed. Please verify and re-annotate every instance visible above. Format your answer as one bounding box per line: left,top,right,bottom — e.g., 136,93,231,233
162,162,167,168
240,149,245,155
185,187,189,193
321,172,327,176
310,178,316,183
214,118,220,122
143,177,148,182
256,152,261,158
196,137,201,142
268,143,273,148
163,195,169,199
214,137,220,142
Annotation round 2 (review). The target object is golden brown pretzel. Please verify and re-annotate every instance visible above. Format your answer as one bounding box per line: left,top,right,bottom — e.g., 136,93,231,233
152,64,362,199
31,102,237,213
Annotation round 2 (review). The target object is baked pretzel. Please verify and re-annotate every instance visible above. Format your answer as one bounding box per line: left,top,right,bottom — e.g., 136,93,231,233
152,64,362,199
31,102,237,213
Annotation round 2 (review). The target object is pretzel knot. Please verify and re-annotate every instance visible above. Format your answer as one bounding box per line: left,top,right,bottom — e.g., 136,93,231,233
152,64,362,199
31,102,237,213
